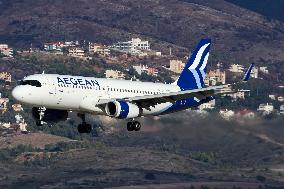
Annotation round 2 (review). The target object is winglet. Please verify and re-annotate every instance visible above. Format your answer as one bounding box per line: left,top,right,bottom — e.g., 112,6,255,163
243,63,254,82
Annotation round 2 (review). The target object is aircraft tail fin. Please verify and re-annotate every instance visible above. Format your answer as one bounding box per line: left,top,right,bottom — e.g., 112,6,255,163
243,63,254,82
174,39,211,90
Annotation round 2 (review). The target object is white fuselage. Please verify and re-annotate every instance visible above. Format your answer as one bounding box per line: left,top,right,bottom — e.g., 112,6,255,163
12,74,181,117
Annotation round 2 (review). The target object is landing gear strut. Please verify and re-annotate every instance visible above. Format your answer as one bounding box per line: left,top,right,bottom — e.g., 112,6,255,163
127,121,141,132
36,107,46,126
77,114,92,134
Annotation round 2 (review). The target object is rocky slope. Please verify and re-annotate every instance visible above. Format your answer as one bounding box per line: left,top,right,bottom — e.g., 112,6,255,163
0,0,284,63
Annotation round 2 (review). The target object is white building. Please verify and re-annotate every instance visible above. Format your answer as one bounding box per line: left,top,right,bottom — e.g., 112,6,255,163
280,105,284,115
229,64,244,73
0,44,8,49
15,114,28,132
278,96,284,102
269,94,284,102
44,41,79,52
199,99,215,110
219,109,235,120
226,89,250,100
133,65,148,75
89,42,110,56
97,47,111,56
169,60,185,74
1,48,13,57
105,70,125,80
133,65,158,76
0,44,13,57
204,69,226,86
269,94,276,100
257,103,274,114
112,38,150,54
259,67,269,74
64,41,79,47
1,122,11,129
250,67,258,79
68,47,85,58
236,109,256,120
0,98,9,113
44,42,64,51
0,72,12,83
19,122,28,132
12,104,23,112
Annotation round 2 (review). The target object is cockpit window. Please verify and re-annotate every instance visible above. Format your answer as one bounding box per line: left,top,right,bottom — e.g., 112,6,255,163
19,80,42,87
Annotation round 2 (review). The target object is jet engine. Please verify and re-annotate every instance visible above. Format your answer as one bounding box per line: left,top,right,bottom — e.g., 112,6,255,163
32,107,68,122
105,101,141,119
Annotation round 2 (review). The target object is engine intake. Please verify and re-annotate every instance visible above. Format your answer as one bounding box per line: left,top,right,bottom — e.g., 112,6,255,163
105,101,141,119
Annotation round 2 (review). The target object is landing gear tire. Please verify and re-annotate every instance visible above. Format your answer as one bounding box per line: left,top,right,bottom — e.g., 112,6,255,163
85,124,92,133
77,114,92,134
77,123,92,134
77,124,85,133
133,121,141,131
127,121,141,132
127,122,134,131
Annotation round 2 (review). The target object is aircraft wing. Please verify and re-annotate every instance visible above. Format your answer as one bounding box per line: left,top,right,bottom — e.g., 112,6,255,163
95,63,254,109
96,84,232,109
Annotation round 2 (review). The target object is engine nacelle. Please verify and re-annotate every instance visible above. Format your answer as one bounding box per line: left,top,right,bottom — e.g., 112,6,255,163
32,107,68,122
105,101,141,119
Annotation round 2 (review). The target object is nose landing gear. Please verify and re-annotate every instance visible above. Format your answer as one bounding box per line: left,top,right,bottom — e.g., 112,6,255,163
35,107,46,126
127,121,141,131
77,114,92,134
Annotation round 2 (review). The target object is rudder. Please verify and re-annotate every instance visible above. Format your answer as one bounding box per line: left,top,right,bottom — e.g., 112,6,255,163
175,39,211,90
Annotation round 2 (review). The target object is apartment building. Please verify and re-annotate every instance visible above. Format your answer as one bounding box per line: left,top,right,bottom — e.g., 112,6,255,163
169,60,185,74
112,38,150,54
105,70,125,80
68,47,85,58
204,69,226,86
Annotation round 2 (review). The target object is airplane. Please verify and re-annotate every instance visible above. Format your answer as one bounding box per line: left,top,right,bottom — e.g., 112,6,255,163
12,39,254,133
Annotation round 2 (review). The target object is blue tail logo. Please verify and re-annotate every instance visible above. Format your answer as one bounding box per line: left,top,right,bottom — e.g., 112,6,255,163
175,39,211,90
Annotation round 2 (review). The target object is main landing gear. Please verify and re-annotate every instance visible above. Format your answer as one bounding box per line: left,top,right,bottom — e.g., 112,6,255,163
127,120,141,132
77,114,92,134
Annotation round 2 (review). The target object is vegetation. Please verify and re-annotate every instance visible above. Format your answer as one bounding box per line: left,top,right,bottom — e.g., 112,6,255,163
44,141,92,152
190,151,219,165
0,144,35,161
0,141,92,162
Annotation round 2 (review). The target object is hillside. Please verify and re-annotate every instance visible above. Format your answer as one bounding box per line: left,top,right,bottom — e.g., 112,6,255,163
226,0,284,22
0,133,74,149
0,113,283,188
1,0,284,64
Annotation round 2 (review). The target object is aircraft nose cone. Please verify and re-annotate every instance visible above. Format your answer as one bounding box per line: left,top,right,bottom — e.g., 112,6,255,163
12,87,23,101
